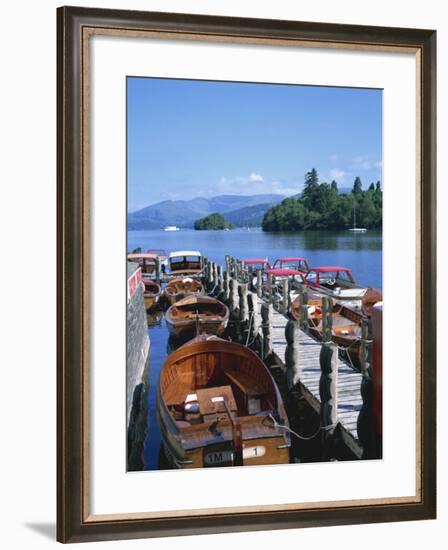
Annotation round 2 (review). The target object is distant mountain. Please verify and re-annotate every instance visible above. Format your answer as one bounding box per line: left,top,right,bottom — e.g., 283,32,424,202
224,203,276,227
128,194,285,229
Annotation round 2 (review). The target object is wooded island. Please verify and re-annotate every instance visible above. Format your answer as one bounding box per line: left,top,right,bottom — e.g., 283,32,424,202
194,212,235,230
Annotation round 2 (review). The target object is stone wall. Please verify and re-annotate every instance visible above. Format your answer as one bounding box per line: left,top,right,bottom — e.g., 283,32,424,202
126,263,150,470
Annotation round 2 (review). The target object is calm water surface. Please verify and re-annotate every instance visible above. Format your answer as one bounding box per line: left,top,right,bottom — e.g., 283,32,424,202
129,228,382,288
129,228,382,470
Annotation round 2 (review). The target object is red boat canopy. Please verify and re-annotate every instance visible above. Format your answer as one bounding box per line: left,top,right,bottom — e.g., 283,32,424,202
305,266,356,284
278,257,307,262
308,266,352,273
243,259,269,265
266,268,301,277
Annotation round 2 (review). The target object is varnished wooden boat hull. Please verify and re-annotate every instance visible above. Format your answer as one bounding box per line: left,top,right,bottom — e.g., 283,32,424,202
166,318,227,339
165,295,229,340
143,280,161,311
157,338,290,469
164,278,205,306
143,293,160,310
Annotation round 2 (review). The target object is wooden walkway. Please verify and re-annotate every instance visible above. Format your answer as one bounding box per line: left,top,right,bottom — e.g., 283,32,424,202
270,308,364,458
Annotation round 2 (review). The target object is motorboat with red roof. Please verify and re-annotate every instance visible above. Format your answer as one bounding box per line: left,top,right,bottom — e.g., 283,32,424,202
243,259,271,270
301,266,369,304
272,257,309,274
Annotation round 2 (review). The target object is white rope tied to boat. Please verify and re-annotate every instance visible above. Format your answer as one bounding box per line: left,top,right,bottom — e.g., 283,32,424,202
265,413,337,441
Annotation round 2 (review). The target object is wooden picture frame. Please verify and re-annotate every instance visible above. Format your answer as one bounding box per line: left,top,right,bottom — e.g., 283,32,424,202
57,5,436,543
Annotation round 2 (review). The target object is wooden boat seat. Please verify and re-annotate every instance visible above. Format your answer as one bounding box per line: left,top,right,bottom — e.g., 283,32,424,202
164,385,190,406
196,386,237,415
225,370,265,397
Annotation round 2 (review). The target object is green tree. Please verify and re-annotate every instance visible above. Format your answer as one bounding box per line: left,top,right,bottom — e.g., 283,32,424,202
303,168,319,193
194,212,234,230
261,173,382,232
352,176,363,195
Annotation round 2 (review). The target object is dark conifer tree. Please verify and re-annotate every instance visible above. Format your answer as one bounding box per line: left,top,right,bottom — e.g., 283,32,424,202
352,176,362,195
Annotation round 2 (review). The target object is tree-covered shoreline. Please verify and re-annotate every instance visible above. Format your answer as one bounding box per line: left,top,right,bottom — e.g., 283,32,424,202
262,169,382,232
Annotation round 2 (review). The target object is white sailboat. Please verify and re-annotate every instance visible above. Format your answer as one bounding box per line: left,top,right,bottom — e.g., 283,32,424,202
347,207,367,233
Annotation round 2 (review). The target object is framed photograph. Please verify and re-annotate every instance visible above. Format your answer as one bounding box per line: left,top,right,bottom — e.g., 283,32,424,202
57,6,436,543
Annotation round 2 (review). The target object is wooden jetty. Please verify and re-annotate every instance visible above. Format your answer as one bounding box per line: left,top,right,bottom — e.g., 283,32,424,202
270,307,363,457
141,251,381,463
199,254,380,460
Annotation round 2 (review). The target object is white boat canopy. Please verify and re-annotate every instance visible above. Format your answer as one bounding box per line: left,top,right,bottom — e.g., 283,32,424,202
169,250,202,258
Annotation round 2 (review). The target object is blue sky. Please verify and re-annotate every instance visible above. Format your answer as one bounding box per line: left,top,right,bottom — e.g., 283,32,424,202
127,77,382,212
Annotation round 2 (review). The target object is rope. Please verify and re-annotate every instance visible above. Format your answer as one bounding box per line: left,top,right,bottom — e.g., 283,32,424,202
245,311,254,346
265,414,337,441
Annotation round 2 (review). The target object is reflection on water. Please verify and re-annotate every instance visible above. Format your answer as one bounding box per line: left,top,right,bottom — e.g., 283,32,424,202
137,228,382,470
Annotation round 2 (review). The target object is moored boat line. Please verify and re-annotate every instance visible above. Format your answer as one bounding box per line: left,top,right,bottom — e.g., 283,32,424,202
130,249,382,468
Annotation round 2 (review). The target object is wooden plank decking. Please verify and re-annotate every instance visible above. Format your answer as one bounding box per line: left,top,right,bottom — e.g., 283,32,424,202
270,308,364,457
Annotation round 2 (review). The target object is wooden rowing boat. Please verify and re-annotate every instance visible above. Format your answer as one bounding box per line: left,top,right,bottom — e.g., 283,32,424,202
127,252,157,275
290,290,382,368
143,279,161,311
164,277,204,306
165,295,229,340
157,335,291,468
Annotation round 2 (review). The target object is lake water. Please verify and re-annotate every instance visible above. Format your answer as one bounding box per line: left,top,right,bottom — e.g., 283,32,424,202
129,228,382,288
128,228,382,470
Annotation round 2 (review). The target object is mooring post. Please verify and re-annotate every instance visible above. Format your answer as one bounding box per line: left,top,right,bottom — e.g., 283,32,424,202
261,302,273,360
247,291,261,352
216,264,223,296
229,277,241,341
282,277,290,315
319,296,338,459
202,257,208,285
240,261,247,284
247,266,253,290
299,285,309,332
285,319,301,392
210,261,216,289
230,257,235,279
155,257,161,284
267,274,274,304
236,259,242,282
225,255,231,275
239,283,249,342
229,277,240,318
223,270,230,302
256,269,263,298
357,317,377,459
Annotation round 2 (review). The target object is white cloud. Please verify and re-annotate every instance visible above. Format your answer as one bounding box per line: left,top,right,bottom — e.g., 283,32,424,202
214,173,298,197
352,155,373,170
329,168,351,182
249,172,264,182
